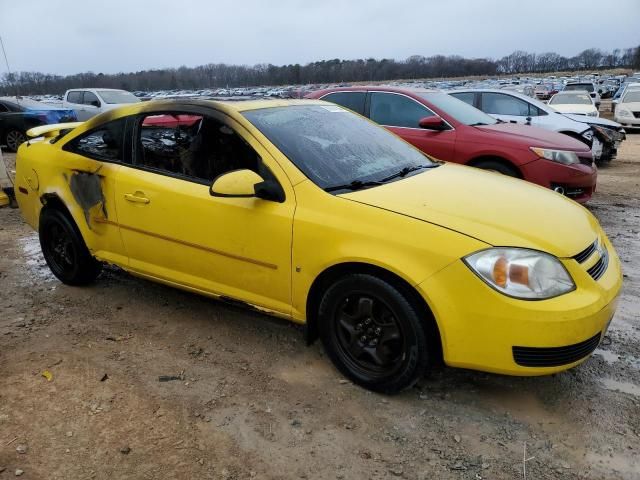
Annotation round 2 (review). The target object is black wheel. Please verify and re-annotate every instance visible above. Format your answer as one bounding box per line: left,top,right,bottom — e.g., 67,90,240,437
39,208,101,285
4,129,27,152
318,274,429,394
473,159,519,177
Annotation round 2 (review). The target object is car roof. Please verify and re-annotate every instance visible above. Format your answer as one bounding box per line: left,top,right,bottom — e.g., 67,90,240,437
554,90,590,95
68,88,129,92
310,86,441,96
77,98,331,130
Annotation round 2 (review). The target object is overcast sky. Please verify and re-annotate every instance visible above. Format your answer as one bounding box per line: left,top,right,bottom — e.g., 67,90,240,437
0,0,638,75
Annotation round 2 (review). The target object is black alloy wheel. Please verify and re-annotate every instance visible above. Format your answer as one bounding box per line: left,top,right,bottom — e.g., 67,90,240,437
39,208,101,285
5,129,27,152
319,274,429,394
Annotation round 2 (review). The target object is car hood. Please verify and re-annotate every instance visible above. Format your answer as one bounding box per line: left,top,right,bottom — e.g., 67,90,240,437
342,163,599,257
473,123,590,151
551,104,597,115
564,113,622,129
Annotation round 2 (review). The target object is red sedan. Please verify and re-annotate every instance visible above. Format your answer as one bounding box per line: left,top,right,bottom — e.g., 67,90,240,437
306,87,597,202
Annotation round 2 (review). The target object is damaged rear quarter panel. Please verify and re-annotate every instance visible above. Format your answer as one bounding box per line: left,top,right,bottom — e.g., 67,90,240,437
15,140,127,266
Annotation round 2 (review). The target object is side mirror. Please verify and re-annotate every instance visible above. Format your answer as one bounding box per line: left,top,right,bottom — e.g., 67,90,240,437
418,115,447,131
90,101,100,108
210,169,284,202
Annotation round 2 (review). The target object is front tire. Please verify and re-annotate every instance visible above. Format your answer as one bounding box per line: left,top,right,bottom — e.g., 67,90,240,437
318,274,429,394
39,208,101,285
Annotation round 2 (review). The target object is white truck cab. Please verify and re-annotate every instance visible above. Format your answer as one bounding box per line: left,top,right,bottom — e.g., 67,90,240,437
62,88,140,121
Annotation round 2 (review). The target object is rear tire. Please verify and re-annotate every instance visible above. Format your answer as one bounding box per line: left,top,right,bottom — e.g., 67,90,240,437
39,208,101,285
4,129,27,152
318,274,429,394
473,159,519,177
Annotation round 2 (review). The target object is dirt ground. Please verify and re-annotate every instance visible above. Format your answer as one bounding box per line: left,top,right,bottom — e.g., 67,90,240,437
1,116,639,479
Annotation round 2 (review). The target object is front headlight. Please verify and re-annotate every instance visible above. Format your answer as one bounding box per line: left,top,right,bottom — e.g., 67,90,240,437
590,125,615,142
464,248,575,300
530,147,580,165
617,109,632,117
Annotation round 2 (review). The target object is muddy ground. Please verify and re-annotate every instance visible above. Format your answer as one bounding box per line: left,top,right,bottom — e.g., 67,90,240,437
1,117,639,479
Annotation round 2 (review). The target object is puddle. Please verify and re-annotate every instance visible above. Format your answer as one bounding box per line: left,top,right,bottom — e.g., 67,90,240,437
18,234,56,283
599,378,640,397
474,383,565,428
593,348,620,364
586,451,640,479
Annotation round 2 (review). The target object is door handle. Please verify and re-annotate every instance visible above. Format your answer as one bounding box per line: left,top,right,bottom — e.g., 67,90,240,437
124,192,150,204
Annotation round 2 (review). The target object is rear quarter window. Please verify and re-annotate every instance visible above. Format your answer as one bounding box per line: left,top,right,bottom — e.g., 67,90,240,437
65,118,127,162
320,92,367,115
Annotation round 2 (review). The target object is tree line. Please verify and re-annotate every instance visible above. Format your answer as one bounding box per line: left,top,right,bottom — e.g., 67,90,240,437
1,46,639,96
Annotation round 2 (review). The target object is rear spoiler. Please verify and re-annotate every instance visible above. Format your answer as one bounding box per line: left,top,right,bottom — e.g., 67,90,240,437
26,122,83,139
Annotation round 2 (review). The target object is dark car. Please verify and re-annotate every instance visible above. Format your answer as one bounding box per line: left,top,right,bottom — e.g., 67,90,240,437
0,97,77,152
306,87,597,202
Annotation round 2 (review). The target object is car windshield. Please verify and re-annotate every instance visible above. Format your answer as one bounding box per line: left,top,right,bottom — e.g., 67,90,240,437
243,105,437,190
549,93,592,105
421,92,497,126
97,90,140,104
622,91,640,103
565,84,595,93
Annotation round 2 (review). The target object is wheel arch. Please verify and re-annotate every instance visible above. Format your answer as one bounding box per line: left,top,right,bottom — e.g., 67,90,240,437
39,192,85,235
305,262,443,365
40,192,78,220
467,155,522,178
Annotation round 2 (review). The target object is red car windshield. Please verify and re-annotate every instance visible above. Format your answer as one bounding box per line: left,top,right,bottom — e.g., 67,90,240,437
421,93,497,126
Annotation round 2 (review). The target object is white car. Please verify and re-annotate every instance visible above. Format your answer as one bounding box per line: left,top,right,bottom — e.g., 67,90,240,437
62,88,140,121
612,82,640,113
449,88,626,163
548,91,599,117
614,88,640,129
563,82,601,108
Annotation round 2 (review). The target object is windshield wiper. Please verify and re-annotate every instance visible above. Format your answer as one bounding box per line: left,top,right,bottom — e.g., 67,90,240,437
324,179,384,193
324,164,436,193
377,164,434,183
468,122,489,126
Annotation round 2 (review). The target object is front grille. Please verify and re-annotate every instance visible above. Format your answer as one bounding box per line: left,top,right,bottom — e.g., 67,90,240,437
513,333,601,367
573,241,597,263
632,112,640,118
587,247,609,281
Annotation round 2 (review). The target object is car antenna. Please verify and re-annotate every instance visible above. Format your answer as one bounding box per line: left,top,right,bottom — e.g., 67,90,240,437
0,35,20,101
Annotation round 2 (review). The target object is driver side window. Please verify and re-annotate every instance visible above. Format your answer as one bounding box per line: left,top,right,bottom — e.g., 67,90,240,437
83,91,100,107
135,112,263,184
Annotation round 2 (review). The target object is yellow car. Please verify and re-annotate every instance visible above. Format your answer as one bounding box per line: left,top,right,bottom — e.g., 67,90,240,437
15,99,622,393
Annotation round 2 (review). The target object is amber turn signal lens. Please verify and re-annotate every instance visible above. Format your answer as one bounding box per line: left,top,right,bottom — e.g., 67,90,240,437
492,257,508,288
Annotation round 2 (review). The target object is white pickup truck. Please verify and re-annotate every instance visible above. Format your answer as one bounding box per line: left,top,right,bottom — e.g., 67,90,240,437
62,88,140,121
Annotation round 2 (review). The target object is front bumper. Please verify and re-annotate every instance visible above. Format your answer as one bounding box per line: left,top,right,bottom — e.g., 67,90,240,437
520,158,597,203
614,115,640,129
418,235,622,376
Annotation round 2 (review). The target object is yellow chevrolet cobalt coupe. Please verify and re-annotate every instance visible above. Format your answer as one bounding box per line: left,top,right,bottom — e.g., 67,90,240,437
16,99,621,393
